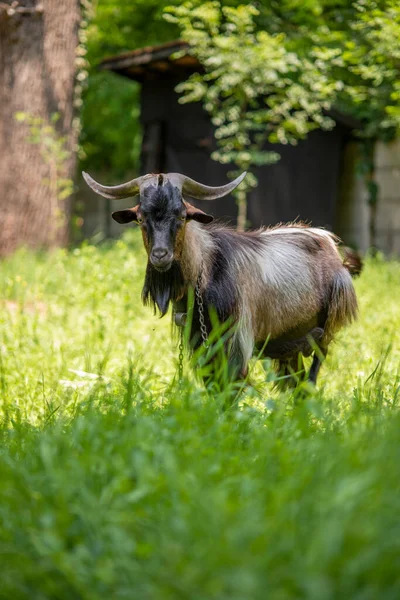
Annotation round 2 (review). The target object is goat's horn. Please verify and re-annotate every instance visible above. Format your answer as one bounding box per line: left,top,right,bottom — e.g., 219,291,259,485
82,171,154,199
167,172,247,200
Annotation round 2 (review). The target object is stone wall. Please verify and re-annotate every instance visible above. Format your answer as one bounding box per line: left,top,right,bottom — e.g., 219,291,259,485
375,139,400,255
336,139,400,255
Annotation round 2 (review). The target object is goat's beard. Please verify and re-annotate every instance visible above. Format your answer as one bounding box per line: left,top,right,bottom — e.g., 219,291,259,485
142,260,186,316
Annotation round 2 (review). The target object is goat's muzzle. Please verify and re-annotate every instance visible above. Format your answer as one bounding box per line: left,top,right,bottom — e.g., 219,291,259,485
150,248,174,271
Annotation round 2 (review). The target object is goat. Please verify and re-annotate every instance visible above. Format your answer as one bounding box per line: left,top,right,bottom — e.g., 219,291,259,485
83,170,360,388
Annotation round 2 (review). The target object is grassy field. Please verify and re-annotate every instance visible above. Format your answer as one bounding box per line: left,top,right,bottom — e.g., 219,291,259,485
0,229,399,599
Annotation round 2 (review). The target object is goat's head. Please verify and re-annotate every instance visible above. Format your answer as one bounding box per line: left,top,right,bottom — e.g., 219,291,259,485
82,171,246,272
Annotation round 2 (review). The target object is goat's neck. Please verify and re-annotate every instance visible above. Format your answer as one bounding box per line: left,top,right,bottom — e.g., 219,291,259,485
180,221,214,288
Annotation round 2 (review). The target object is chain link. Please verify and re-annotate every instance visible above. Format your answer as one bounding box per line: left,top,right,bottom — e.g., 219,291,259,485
195,268,209,349
178,328,184,384
176,265,209,385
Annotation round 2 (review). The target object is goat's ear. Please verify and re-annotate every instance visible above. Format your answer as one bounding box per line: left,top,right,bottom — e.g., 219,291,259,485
112,205,140,224
185,202,214,224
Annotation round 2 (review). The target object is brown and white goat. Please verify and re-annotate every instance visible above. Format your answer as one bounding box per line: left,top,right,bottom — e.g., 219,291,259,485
83,170,360,387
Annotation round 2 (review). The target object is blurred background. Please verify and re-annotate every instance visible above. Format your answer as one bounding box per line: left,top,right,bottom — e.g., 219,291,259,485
1,0,400,253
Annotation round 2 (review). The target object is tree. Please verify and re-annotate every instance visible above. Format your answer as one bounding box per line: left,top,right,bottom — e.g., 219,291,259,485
0,0,81,255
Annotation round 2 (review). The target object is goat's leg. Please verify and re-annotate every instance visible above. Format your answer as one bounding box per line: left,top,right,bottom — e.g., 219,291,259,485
202,359,247,409
308,347,328,385
276,353,306,389
201,341,248,407
223,349,249,406
262,328,324,360
227,345,248,382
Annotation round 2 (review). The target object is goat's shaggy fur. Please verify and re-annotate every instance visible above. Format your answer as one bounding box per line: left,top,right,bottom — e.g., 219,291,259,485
154,221,358,385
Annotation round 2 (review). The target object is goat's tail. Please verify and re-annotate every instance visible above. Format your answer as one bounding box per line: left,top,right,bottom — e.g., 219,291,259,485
323,268,358,345
341,246,363,278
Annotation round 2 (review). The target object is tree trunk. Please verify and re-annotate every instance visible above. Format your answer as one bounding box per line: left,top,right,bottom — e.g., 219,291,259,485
0,0,80,255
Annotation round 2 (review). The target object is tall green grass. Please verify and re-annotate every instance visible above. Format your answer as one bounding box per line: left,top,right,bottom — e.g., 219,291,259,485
0,230,399,599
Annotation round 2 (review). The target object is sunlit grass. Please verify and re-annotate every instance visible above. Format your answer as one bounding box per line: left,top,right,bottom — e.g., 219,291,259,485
0,230,399,598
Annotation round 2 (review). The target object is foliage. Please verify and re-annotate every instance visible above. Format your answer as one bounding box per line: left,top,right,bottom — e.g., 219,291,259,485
0,233,400,596
165,0,400,228
165,2,340,228
309,0,400,141
166,3,338,149
81,0,180,178
81,0,253,178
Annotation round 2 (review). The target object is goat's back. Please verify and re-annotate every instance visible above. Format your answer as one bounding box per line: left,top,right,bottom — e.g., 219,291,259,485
219,225,356,341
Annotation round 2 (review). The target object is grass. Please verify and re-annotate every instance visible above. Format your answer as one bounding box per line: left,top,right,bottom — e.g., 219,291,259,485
0,229,399,599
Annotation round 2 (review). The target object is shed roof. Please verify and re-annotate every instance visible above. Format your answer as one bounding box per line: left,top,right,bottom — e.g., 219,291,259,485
100,40,195,81
100,40,360,130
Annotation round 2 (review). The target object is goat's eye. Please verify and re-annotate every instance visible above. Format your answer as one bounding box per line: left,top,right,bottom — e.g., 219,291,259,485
137,217,143,224
179,215,186,221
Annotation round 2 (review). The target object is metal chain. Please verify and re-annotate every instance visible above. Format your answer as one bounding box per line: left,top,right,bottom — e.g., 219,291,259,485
178,328,184,384
195,268,209,349
176,265,209,385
